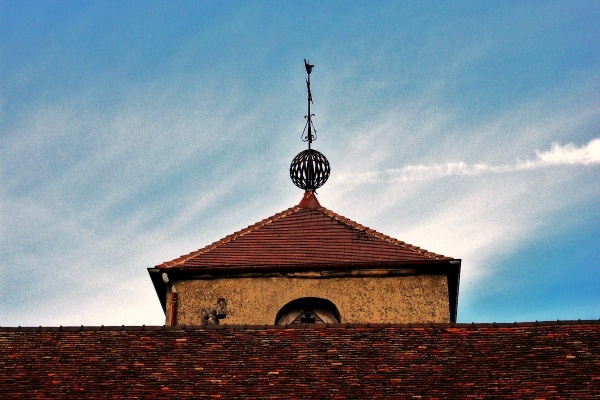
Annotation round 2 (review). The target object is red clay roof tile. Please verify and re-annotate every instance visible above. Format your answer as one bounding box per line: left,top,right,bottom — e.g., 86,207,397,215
1,321,599,398
157,192,454,270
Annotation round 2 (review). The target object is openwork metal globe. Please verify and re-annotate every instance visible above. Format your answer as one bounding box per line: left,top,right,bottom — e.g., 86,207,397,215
290,149,330,191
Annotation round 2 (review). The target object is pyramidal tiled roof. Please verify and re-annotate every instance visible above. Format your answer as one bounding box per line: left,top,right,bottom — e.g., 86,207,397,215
157,192,454,271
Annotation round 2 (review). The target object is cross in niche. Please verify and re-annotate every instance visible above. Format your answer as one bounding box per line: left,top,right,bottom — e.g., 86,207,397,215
300,312,316,324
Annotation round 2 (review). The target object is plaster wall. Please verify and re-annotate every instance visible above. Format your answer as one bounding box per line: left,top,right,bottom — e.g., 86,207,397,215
169,274,450,325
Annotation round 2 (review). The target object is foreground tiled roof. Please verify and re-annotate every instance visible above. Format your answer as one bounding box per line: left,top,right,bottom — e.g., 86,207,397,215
157,192,454,271
2,321,599,398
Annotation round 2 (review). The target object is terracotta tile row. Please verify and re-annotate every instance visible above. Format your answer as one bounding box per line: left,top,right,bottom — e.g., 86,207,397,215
157,203,452,270
1,321,599,398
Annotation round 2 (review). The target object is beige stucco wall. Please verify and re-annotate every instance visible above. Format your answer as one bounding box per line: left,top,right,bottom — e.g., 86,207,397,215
168,274,450,325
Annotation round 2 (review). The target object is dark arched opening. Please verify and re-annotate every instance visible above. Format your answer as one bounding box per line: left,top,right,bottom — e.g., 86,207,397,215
275,297,341,325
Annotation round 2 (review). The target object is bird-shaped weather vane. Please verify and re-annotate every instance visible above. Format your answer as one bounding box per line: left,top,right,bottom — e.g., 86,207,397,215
290,59,331,192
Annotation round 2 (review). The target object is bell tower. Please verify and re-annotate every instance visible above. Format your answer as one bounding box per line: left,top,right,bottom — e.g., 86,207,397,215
148,60,461,326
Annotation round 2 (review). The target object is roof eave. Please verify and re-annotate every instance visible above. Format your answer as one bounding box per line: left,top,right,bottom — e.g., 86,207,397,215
156,258,458,275
147,268,167,314
448,259,461,323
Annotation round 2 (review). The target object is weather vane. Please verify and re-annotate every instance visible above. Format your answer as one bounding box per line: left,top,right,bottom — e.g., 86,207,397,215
290,59,331,192
302,59,316,146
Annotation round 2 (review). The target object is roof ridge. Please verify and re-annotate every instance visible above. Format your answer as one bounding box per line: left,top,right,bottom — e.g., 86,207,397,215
157,205,303,268
3,319,599,332
319,207,448,260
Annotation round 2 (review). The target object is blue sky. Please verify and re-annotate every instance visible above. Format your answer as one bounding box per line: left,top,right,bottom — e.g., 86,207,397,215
1,1,598,326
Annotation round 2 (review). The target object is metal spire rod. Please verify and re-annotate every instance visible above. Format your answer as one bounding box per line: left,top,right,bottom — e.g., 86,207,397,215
290,59,330,192
302,59,316,148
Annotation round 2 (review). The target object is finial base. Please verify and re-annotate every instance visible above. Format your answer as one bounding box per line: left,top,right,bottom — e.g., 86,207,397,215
298,191,321,209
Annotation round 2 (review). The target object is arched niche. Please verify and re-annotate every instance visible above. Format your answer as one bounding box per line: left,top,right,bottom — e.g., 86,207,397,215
275,297,341,325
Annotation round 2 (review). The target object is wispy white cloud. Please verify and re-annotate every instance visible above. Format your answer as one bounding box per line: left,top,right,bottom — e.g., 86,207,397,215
335,138,600,184
2,2,598,326
533,138,600,165
319,80,600,323
0,70,304,326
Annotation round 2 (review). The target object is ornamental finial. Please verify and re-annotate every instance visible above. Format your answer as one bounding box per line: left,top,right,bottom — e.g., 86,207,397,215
301,59,316,146
290,60,330,192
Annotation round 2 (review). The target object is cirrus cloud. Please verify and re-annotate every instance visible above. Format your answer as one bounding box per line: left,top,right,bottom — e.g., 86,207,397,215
337,138,600,184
